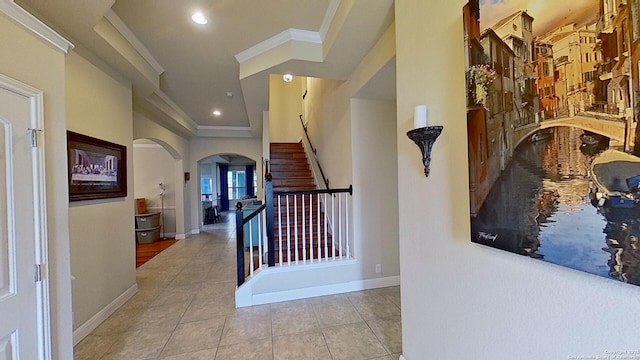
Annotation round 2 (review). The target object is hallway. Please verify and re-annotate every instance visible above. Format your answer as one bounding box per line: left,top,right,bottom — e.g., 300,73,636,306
73,214,402,359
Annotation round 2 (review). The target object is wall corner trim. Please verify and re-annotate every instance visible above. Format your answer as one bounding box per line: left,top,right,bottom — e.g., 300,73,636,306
0,0,74,54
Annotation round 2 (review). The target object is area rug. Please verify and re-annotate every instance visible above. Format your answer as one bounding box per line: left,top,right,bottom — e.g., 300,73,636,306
136,238,177,268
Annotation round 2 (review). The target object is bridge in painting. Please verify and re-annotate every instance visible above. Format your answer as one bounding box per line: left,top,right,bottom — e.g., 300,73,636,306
513,108,633,149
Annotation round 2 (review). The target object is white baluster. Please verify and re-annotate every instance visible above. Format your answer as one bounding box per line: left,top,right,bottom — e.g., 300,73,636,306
309,194,314,261
258,210,263,268
286,195,291,265
278,195,283,266
302,195,307,263
346,193,350,259
317,193,321,261
332,193,336,260
248,219,254,276
338,194,342,259
324,193,328,261
294,195,299,264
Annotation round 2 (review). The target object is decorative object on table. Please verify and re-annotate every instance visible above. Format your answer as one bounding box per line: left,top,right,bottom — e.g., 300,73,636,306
462,0,640,287
407,105,443,177
67,131,126,201
135,198,147,214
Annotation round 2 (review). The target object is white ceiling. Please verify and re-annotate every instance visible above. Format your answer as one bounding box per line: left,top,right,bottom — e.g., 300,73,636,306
16,0,395,138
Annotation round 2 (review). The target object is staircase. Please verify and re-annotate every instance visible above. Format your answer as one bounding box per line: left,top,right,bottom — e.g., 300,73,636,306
270,142,315,191
269,143,335,263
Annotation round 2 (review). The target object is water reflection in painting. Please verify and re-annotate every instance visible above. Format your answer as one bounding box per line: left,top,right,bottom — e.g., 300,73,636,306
472,127,640,285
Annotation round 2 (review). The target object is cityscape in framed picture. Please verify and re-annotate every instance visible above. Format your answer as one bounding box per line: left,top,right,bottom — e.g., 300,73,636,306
464,0,640,286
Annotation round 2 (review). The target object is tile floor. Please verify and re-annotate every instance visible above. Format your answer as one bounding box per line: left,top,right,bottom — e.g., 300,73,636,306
74,216,402,360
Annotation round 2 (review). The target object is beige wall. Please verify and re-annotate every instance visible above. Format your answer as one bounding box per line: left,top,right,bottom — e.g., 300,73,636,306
351,98,399,278
0,13,74,359
304,77,352,188
66,51,136,331
396,2,640,359
269,74,305,143
133,142,177,235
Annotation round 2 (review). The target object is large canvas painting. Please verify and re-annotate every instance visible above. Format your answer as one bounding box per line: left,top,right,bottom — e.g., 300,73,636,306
464,0,640,286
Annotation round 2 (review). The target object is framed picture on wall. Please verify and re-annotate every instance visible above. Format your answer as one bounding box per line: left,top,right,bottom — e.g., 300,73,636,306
67,131,127,201
463,0,640,287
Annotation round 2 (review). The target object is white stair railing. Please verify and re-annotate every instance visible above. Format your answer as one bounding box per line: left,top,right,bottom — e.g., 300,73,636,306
236,184,353,286
272,186,353,266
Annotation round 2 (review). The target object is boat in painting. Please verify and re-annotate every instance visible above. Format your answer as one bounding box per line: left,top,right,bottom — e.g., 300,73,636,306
530,129,552,142
590,150,640,209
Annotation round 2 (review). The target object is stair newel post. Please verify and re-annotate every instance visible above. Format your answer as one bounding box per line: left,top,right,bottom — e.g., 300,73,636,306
265,173,275,267
235,202,246,286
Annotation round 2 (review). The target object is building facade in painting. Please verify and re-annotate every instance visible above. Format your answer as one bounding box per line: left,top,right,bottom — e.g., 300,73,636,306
538,23,600,116
491,10,537,124
464,0,488,216
480,29,517,172
596,0,637,150
533,41,557,118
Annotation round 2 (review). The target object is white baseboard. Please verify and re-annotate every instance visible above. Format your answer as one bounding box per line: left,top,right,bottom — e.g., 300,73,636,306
191,228,200,235
72,283,138,345
175,233,186,240
237,270,400,307
253,275,400,305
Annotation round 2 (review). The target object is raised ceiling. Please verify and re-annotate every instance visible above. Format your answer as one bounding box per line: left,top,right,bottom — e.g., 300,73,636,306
16,0,395,138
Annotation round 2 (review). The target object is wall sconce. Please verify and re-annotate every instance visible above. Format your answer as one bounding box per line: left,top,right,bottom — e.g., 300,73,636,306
283,73,293,83
407,105,443,177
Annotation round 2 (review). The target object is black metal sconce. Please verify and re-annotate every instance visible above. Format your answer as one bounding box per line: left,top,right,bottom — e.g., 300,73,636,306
407,126,443,177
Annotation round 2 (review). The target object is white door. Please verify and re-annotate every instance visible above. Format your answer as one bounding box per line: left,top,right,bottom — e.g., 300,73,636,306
0,75,49,359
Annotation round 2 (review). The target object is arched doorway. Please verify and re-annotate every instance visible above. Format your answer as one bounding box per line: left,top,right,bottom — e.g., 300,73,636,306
198,154,257,229
132,138,183,238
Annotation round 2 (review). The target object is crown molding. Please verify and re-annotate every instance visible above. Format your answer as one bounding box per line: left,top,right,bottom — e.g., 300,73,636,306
234,28,322,64
196,125,253,138
103,10,164,75
0,0,74,54
319,0,341,40
233,0,342,65
198,126,252,131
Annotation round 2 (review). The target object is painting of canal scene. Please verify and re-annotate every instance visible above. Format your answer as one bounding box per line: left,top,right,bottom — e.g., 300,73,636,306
464,0,640,286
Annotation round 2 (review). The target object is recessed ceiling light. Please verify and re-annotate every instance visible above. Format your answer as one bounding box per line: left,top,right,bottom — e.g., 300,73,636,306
191,12,208,25
283,74,294,83
213,110,222,116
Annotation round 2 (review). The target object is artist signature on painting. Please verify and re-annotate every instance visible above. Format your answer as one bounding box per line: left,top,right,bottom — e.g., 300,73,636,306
478,231,498,242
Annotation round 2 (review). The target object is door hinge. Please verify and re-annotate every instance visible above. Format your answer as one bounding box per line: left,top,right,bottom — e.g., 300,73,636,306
27,128,42,148
34,264,42,282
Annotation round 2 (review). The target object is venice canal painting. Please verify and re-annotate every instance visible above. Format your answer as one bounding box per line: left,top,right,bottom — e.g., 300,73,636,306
464,0,640,286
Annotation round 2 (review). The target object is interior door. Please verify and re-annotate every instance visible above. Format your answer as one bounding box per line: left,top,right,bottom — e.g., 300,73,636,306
0,75,46,359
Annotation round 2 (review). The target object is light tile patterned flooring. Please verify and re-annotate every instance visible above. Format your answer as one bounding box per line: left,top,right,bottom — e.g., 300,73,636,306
74,217,402,360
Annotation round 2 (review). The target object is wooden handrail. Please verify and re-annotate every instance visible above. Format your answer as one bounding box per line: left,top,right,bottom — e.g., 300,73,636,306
299,114,330,189
274,185,352,196
237,202,266,224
